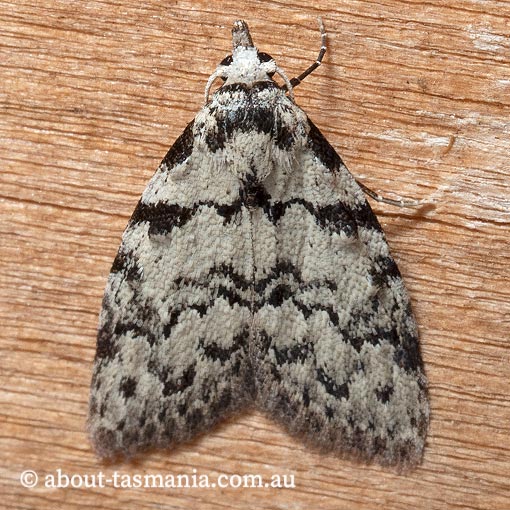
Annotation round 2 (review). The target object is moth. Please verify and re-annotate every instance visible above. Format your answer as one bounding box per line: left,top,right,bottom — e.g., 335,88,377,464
88,19,429,469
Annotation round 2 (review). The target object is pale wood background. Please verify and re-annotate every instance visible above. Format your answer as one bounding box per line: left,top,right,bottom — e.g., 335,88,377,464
1,1,509,508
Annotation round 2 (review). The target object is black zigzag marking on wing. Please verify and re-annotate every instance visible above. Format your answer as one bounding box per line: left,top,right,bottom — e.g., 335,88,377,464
101,264,254,353
111,292,248,345
351,201,385,232
107,256,345,351
265,284,339,326
254,260,340,326
108,250,398,355
254,256,417,372
129,200,242,235
316,368,350,400
128,196,375,238
170,264,253,315
254,260,338,295
146,361,197,398
95,301,159,362
369,256,402,286
266,198,358,237
110,246,142,280
134,293,251,342
393,324,424,374
174,263,252,291
347,307,422,374
173,290,252,317
339,288,421,374
94,303,120,362
265,195,385,235
199,330,246,367
263,333,351,402
272,339,315,365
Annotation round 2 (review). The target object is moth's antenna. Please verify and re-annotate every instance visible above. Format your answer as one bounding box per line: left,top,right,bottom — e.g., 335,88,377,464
289,17,327,88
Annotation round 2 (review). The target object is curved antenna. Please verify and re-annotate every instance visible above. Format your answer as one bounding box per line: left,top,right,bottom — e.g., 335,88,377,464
204,69,223,104
289,17,327,88
274,65,295,102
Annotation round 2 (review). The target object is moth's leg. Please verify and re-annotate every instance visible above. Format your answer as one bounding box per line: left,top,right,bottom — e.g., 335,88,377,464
356,179,426,208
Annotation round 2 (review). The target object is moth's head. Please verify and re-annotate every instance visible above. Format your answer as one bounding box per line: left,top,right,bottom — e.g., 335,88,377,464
204,20,295,103
217,20,277,87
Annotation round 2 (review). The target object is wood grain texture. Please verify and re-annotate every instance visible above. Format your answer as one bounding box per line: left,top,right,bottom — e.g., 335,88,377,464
1,1,509,508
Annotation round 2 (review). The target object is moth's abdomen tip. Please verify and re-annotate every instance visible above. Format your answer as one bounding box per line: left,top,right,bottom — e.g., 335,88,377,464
232,20,253,49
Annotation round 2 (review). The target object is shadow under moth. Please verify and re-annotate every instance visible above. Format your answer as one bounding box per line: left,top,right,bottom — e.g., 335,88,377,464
88,19,429,470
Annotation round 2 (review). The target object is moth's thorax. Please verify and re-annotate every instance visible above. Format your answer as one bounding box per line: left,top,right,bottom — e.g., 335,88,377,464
223,47,276,87
195,82,308,182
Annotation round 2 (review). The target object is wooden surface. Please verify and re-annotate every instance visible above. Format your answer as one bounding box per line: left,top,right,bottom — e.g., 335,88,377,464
1,1,509,508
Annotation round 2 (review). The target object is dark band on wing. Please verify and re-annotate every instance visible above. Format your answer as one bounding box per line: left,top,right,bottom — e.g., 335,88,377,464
266,198,357,237
161,120,195,170
307,118,343,173
129,200,239,236
128,193,381,239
